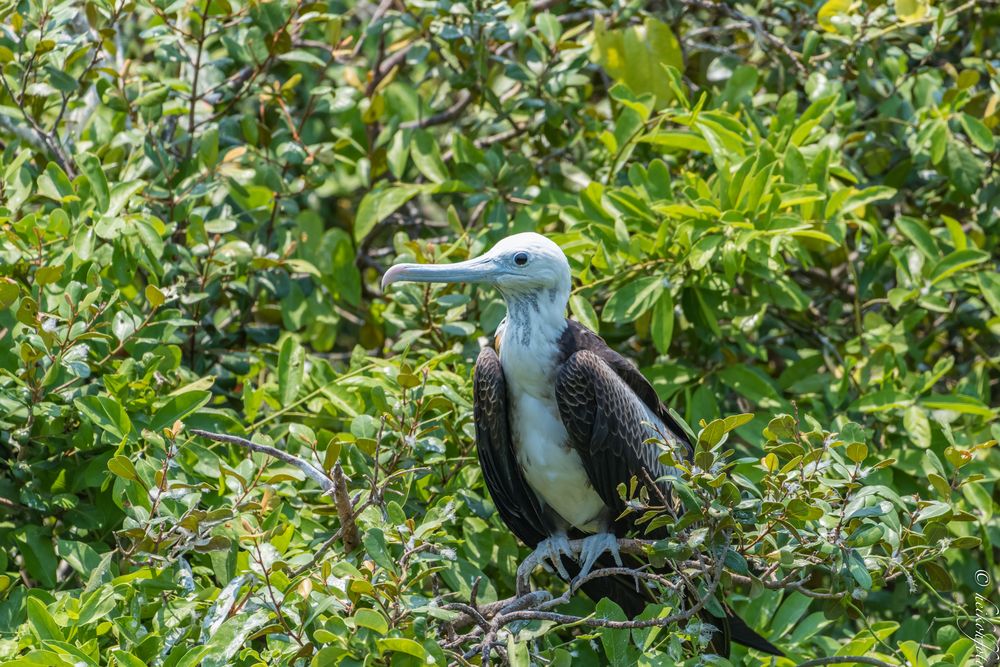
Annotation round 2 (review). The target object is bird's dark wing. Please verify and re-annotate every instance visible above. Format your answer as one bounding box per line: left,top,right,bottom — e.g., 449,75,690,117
555,323,782,657
473,346,549,547
554,348,683,517
558,320,692,460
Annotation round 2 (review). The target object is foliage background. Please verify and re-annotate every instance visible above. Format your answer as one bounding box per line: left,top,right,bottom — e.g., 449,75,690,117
0,0,998,664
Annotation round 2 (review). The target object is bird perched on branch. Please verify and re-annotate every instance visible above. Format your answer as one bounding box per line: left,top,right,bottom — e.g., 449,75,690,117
383,233,780,657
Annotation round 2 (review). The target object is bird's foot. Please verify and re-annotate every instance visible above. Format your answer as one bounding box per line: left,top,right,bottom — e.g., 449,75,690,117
532,534,574,580
576,532,622,582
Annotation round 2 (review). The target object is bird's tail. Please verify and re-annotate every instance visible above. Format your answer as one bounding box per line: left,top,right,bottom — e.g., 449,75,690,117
576,551,784,657
710,610,784,656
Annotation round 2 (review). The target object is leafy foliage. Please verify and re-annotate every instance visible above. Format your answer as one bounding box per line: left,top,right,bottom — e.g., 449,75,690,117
0,0,998,664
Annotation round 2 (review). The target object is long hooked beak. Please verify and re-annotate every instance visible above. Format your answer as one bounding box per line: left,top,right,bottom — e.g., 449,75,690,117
381,255,499,291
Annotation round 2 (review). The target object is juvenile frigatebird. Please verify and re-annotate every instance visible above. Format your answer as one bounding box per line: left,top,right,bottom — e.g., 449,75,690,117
382,233,780,656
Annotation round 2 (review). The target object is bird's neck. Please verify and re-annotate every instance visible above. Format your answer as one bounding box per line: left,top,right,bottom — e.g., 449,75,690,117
500,288,568,358
498,290,567,399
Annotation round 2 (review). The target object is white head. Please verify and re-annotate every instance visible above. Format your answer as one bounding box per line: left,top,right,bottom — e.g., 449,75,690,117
382,233,572,307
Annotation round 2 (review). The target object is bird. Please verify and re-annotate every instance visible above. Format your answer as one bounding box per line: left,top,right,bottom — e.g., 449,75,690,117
382,232,781,657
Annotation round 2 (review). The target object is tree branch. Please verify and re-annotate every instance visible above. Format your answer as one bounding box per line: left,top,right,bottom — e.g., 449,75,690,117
401,90,473,130
189,428,333,493
795,658,897,667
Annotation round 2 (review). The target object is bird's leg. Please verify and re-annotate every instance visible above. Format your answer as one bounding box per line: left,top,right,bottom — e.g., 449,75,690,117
576,532,622,581
532,533,574,580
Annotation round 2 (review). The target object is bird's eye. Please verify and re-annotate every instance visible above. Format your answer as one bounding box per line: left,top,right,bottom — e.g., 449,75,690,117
513,252,529,266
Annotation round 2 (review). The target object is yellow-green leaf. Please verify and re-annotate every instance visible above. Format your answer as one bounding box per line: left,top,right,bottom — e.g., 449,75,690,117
592,16,682,108
354,608,389,635
895,0,928,20
818,0,853,32
108,455,138,481
377,637,427,659
145,284,165,307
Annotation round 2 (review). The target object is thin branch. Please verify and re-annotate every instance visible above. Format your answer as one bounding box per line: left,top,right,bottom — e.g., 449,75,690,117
401,90,473,130
515,537,652,595
795,658,897,667
189,429,333,493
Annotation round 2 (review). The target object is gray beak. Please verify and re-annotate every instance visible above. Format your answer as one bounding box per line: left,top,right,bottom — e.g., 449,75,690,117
381,256,498,291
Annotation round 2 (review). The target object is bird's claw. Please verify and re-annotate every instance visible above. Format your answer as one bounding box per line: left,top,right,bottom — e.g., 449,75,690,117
533,535,574,580
576,532,622,582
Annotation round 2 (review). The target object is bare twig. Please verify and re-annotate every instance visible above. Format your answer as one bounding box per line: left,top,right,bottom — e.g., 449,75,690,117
445,534,733,663
401,90,473,130
795,658,897,667
680,0,807,74
189,429,333,493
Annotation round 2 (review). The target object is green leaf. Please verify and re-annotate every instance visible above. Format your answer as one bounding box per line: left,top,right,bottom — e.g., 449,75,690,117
145,284,165,307
412,130,449,183
199,126,220,168
770,592,810,639
977,271,1000,318
108,455,138,480
846,524,884,547
959,113,995,152
37,162,77,202
111,651,147,667
75,395,132,440
916,500,951,522
107,180,145,217
846,549,872,590
846,442,868,463
27,597,64,642
688,234,723,270
278,336,305,405
698,413,753,449
602,276,664,322
112,310,137,342
16,296,38,325
841,186,896,216
362,528,395,572
377,638,427,659
962,483,994,521
569,293,599,332
650,291,674,354
943,140,984,196
150,390,212,433
929,249,989,285
200,609,271,667
904,405,932,448
595,598,635,667
896,217,938,259
79,153,110,212
818,0,852,31
535,11,562,45
719,364,780,402
0,277,18,308
895,0,928,19
354,608,389,634
921,394,993,417
640,131,711,153
592,16,682,107
56,540,103,578
354,184,428,242
14,526,58,588
34,264,63,286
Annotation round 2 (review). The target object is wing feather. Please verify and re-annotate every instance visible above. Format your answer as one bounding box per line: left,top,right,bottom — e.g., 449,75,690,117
554,323,782,657
555,348,683,516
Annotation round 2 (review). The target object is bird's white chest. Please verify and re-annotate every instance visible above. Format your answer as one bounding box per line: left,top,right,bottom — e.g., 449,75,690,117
499,326,606,533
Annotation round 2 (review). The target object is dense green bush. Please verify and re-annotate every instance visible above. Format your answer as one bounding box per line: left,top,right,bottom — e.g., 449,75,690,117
0,0,997,664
